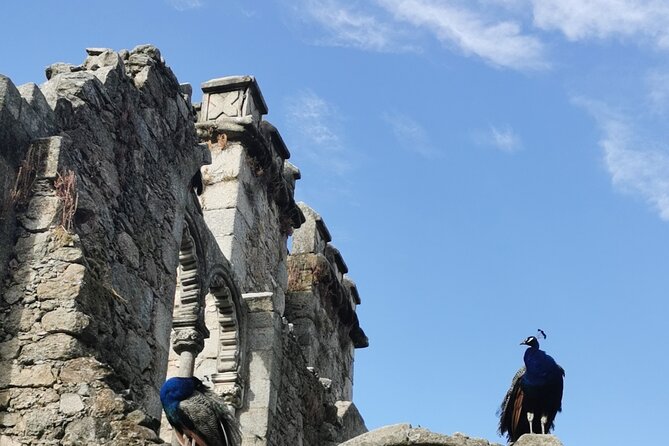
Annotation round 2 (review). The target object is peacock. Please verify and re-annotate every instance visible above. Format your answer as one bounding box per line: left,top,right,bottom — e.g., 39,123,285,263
160,376,240,446
498,332,564,443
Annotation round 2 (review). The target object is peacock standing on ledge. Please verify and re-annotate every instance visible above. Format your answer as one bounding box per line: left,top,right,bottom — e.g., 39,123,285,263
160,376,240,446
498,332,564,443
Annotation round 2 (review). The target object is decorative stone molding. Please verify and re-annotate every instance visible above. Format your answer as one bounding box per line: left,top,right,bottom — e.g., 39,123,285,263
208,270,246,408
172,225,209,375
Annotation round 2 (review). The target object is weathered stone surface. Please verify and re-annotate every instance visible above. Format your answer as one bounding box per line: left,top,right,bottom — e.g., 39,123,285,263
41,308,91,336
0,435,21,446
514,434,564,446
23,407,61,436
63,417,111,444
19,333,83,362
36,263,86,300
3,45,371,446
8,363,56,387
0,412,19,427
8,388,59,410
59,393,84,414
340,424,502,446
0,339,21,360
336,401,368,441
117,231,141,269
0,391,9,409
18,196,60,231
91,388,125,416
59,357,111,383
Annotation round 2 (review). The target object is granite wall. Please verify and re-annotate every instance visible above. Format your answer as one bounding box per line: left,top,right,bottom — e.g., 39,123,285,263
0,46,368,446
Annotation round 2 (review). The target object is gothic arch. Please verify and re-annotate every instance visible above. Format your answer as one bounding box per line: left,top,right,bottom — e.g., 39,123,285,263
206,266,246,408
168,212,247,408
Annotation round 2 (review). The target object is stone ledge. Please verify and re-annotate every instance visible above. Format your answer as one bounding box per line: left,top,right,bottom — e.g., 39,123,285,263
339,424,502,446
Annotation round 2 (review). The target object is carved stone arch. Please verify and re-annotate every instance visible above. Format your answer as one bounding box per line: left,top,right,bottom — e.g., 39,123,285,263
206,266,246,409
172,219,209,376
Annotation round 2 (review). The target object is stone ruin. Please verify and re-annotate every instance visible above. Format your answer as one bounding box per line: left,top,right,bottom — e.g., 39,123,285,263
0,45,367,445
0,46,563,446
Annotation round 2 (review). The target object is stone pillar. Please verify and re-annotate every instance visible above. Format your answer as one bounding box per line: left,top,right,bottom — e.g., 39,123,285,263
194,76,304,445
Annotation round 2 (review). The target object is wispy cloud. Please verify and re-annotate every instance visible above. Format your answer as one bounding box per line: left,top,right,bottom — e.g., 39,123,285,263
377,0,547,70
382,111,440,158
285,90,353,175
287,0,546,70
575,97,669,221
474,124,523,153
645,70,669,114
531,0,669,47
168,0,203,11
489,125,523,153
291,0,413,52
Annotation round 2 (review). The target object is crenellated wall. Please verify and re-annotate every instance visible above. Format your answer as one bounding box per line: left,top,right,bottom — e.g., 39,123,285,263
0,46,367,446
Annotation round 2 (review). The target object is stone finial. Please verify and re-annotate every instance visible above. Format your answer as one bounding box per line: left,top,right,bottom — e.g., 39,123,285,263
199,75,268,123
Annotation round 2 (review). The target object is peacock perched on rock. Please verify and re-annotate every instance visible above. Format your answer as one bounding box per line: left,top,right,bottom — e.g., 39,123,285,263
498,333,564,443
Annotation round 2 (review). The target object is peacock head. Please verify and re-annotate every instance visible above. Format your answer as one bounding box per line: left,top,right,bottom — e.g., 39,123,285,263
160,377,199,404
520,336,540,348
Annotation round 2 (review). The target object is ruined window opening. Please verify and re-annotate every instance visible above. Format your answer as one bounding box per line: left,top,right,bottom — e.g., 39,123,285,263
207,274,245,409
167,222,245,409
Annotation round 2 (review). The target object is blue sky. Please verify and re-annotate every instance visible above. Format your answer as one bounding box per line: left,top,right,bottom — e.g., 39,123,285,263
2,1,669,445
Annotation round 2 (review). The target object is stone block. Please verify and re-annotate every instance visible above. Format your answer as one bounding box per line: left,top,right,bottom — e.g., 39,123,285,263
8,363,55,387
0,391,9,409
292,203,331,254
59,393,84,414
63,417,111,443
204,208,246,240
243,292,276,313
202,143,246,184
19,196,60,232
0,435,21,446
0,339,21,360
0,412,19,427
339,424,503,446
514,434,564,446
41,308,91,336
201,179,240,210
30,136,63,179
36,263,85,301
59,357,111,383
19,333,83,362
9,388,58,410
238,407,271,439
91,388,125,416
117,231,140,269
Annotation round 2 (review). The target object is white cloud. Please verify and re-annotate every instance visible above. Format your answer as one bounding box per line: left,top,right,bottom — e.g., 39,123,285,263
293,0,411,52
646,70,669,114
489,125,522,153
168,0,202,11
285,90,353,174
531,0,669,47
383,111,440,158
375,0,547,70
289,0,546,70
473,124,523,153
575,97,669,221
